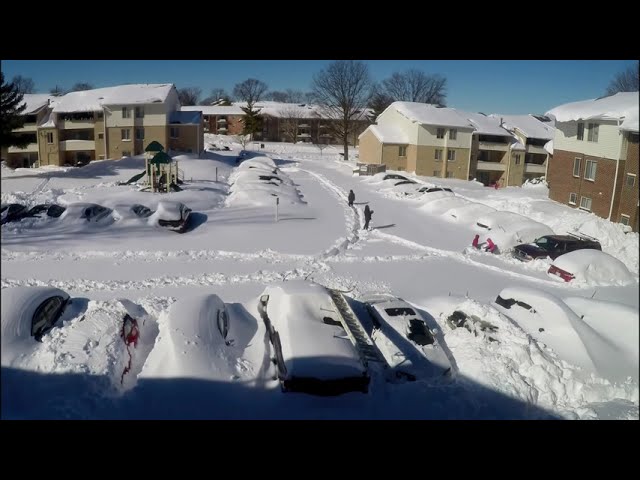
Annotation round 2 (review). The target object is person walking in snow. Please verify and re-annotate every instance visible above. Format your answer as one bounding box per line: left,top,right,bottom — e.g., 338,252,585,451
348,190,355,207
472,234,480,249
363,204,373,230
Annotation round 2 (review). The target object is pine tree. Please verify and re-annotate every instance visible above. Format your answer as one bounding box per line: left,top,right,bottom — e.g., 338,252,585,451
240,106,263,140
0,72,28,149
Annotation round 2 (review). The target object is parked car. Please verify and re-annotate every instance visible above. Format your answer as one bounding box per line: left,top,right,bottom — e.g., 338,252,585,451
152,201,192,233
417,186,453,194
474,211,554,253
59,203,114,224
513,234,601,262
446,310,499,342
547,249,633,284
363,294,453,381
1,203,27,224
138,293,256,381
383,174,409,181
257,281,369,395
24,203,67,219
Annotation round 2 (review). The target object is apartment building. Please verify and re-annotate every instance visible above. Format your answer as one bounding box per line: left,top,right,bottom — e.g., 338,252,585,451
546,92,639,231
3,84,203,168
181,105,245,136
358,102,553,185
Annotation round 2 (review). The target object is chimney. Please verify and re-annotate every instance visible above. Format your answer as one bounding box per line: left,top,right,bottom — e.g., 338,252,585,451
500,117,504,126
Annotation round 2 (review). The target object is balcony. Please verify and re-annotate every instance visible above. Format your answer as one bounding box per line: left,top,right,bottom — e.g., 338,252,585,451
15,123,38,132
524,163,546,174
478,141,509,151
217,118,227,123
217,126,228,132
298,123,310,128
476,161,506,172
526,144,548,155
59,140,96,151
59,118,96,129
8,143,39,153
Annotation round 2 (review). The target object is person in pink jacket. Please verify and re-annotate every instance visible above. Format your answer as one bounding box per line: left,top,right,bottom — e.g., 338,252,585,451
472,234,480,249
486,237,496,253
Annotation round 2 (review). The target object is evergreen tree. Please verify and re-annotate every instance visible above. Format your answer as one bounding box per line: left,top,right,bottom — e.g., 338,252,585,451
0,72,28,149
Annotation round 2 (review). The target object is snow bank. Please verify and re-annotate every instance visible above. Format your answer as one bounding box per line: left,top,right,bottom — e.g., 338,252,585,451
444,202,497,222
546,92,639,123
550,249,635,286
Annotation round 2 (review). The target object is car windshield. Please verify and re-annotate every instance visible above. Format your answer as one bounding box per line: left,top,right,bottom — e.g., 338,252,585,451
535,237,557,250
384,307,416,316
407,319,434,346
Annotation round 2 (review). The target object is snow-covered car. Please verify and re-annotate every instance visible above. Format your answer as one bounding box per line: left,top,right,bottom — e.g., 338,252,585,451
547,249,634,284
139,293,257,381
257,281,369,395
474,211,554,253
112,203,154,221
362,294,452,381
444,201,496,222
513,234,602,262
24,203,67,219
1,203,27,224
417,186,453,194
60,202,114,224
151,200,192,233
493,286,634,383
1,286,154,390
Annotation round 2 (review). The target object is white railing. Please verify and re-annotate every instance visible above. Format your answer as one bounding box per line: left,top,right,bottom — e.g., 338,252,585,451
476,161,506,171
59,140,96,151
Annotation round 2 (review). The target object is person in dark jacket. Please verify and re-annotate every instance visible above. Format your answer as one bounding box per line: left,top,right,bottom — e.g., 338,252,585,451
363,204,373,230
348,190,355,207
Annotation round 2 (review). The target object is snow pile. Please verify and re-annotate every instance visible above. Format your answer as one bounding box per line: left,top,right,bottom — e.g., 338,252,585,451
393,102,475,129
474,211,554,251
550,249,635,286
546,92,639,123
522,176,548,188
490,114,555,140
444,201,497,222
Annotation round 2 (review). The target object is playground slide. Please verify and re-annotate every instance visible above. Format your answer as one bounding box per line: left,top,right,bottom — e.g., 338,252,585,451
122,171,146,185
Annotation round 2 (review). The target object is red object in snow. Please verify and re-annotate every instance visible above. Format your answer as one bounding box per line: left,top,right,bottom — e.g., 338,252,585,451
120,314,140,385
486,238,496,253
494,183,499,190
472,234,480,249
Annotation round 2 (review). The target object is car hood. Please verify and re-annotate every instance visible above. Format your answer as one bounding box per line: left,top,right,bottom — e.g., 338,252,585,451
514,244,546,256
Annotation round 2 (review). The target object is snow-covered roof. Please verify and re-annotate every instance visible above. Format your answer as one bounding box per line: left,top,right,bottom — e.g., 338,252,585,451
362,124,410,144
465,112,512,137
38,110,56,128
392,102,475,129
19,94,56,115
491,114,556,140
511,141,526,151
52,84,175,113
181,105,245,116
546,92,639,125
169,111,202,125
620,108,639,133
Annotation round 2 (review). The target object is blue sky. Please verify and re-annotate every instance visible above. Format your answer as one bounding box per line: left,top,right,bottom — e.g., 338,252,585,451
1,60,636,115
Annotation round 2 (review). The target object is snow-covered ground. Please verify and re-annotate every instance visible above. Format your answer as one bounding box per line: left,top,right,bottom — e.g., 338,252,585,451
2,135,638,419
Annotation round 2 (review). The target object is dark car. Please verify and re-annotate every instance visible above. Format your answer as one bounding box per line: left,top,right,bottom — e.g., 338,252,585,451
513,234,601,261
1,203,28,224
383,174,409,181
24,204,67,219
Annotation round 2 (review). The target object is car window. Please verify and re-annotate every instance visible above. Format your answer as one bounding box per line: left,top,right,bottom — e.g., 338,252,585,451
217,309,229,339
32,296,65,340
495,296,515,309
407,319,434,346
384,307,416,316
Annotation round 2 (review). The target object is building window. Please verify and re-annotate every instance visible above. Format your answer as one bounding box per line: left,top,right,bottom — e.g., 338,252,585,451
569,193,577,205
434,149,443,161
436,128,445,139
626,173,636,187
447,172,455,178
584,159,597,181
122,151,131,157
587,123,599,142
98,133,104,140
515,154,521,165
447,149,456,161
579,196,592,211
433,170,440,177
573,157,581,177
122,107,130,119
449,129,457,140
577,122,584,141
136,128,144,140
170,127,179,138
620,214,630,226
135,107,144,118
46,132,54,144
99,155,105,159
121,129,131,141
398,145,407,157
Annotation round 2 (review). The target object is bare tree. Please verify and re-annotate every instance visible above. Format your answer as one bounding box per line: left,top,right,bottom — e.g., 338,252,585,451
178,87,202,106
50,85,65,96
12,75,35,94
381,69,447,105
279,106,302,143
266,90,289,102
606,62,639,95
312,60,372,161
201,88,232,105
234,134,249,149
69,82,94,92
367,83,394,122
303,91,316,103
286,89,304,103
233,78,268,108
314,141,329,156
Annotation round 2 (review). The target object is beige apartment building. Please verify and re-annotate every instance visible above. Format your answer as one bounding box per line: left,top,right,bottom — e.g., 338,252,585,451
3,84,203,168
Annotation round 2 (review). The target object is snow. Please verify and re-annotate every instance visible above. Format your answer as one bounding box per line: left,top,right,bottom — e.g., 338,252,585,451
361,124,410,144
1,135,638,419
19,94,55,114
466,112,512,137
392,102,476,129
52,84,174,112
620,108,639,133
490,114,555,140
181,105,245,115
546,92,639,123
149,201,186,222
549,249,635,286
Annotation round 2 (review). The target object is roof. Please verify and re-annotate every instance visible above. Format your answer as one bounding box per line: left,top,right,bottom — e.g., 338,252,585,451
465,112,512,137
546,92,639,124
150,151,173,164
620,108,639,133
490,114,555,140
169,110,202,125
145,141,165,152
52,84,174,113
38,110,56,128
362,124,410,144
391,102,475,129
19,94,56,115
181,105,245,116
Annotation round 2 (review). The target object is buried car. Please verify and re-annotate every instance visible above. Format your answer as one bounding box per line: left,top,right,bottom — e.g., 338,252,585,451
1,203,27,224
59,202,114,224
513,234,602,262
138,293,257,381
474,211,554,253
546,249,633,284
150,200,192,233
257,281,369,395
362,294,453,381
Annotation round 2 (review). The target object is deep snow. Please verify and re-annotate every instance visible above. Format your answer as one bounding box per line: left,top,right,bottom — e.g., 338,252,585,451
2,135,638,419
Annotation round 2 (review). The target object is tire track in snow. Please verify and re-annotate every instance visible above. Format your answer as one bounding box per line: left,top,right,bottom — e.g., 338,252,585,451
32,175,51,194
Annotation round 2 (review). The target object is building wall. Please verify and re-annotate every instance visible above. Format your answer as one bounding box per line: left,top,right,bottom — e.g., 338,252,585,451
37,128,61,166
507,150,525,186
94,115,107,159
616,132,639,231
358,129,383,164
377,107,419,144
381,144,408,171
168,125,201,153
548,149,623,220
554,120,622,159
413,145,470,179
417,125,473,149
